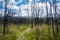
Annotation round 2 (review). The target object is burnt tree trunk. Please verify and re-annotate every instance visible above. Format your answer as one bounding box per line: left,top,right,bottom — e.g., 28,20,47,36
3,0,8,35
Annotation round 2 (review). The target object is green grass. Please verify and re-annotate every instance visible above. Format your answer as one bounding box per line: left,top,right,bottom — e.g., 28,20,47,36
0,23,29,40
0,23,60,40
24,24,60,40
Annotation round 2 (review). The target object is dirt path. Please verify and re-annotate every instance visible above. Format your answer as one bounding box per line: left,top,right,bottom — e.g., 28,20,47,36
20,28,31,40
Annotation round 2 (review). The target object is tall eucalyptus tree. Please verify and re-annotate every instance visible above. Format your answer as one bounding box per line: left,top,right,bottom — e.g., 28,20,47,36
31,1,34,28
3,0,8,35
34,0,40,40
45,1,51,37
53,0,59,38
49,0,55,36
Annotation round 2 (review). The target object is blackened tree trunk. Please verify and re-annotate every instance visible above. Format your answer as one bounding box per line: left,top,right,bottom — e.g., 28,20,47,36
54,0,59,38
3,0,8,35
46,2,51,40
31,2,34,28
50,0,55,36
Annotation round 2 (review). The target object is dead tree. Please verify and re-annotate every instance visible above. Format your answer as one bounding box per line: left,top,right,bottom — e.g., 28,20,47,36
54,0,59,38
3,0,8,35
31,2,34,28
34,0,40,40
49,0,55,36
46,2,51,38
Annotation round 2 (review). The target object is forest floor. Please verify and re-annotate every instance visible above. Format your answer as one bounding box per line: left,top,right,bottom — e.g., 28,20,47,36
19,25,46,40
0,24,60,40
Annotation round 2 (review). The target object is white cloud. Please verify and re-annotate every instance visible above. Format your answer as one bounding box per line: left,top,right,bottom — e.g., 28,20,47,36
21,2,60,18
57,2,60,7
0,10,4,16
9,0,23,5
18,3,31,17
7,3,19,10
0,0,4,2
9,0,15,4
0,0,51,17
21,10,27,16
17,2,51,18
11,5,18,9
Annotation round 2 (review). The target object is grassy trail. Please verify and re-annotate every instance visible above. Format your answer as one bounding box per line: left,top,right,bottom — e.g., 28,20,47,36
20,27,31,40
